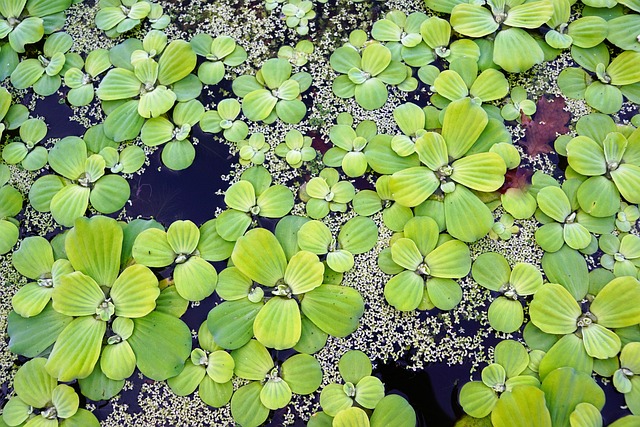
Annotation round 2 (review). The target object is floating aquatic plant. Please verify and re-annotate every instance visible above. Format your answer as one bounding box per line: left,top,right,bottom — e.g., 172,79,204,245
2,118,48,170
419,15,480,65
616,202,640,232
64,48,111,106
0,87,28,139
614,342,640,415
207,227,364,350
371,10,433,67
323,113,377,177
10,31,80,96
237,132,270,166
0,164,22,254
232,57,311,124
230,340,322,427
2,358,100,427
190,33,247,85
300,167,355,219
274,128,316,168
0,0,71,54
278,39,313,66
544,0,607,49
352,175,413,232
200,98,249,143
379,216,471,311
472,252,542,332
500,86,536,122
599,233,640,278
281,0,315,35
95,0,169,37
216,166,294,241
488,213,519,241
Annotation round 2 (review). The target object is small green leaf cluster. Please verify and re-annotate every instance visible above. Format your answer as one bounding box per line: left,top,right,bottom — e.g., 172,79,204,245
309,350,416,426
300,167,355,219
0,164,22,254
95,0,169,38
281,0,315,36
274,128,315,168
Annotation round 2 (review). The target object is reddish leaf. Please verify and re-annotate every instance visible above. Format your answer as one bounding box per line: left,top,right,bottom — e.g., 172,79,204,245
499,166,533,194
520,96,571,157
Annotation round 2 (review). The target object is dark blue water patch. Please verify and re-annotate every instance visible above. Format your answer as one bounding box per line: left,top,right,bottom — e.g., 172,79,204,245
32,93,87,139
126,127,233,226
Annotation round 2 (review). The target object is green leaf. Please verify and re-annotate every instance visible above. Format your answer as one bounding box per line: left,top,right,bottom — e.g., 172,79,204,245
280,353,322,395
157,40,196,85
232,339,273,380
174,257,217,301
450,4,499,37
230,382,270,427
96,68,141,100
128,311,192,380
232,228,286,286
444,185,493,243
459,381,497,418
529,283,581,334
591,276,640,328
488,297,524,333
46,316,106,381
370,394,416,427
167,361,205,396
491,386,551,427
52,271,104,316
253,296,301,350
493,28,544,73
207,299,263,350
14,358,56,408
451,152,506,192
261,376,292,409
8,304,71,358
441,98,488,159
242,89,277,121
585,82,623,115
542,245,589,300
103,100,144,142
301,284,364,337
384,270,424,311
354,77,388,110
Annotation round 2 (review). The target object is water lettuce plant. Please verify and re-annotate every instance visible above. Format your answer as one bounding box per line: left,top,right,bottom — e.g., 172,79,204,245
232,57,312,124
558,47,640,114
190,33,247,85
230,340,322,427
238,132,270,166
0,87,28,138
447,0,554,72
297,215,378,273
419,15,480,65
323,114,377,177
281,0,315,35
614,342,640,415
329,39,407,110
389,98,509,242
96,31,197,139
0,0,71,54
472,252,543,332
278,39,314,66
96,0,169,37
28,136,131,227
501,86,536,122
379,216,471,311
300,167,355,219
599,233,640,278
459,340,540,419
63,48,111,106
371,10,433,67
200,98,249,143
2,117,48,170
274,129,315,168
544,0,607,49
140,99,205,170
10,31,80,96
216,166,294,241
132,219,220,301
352,175,414,232
2,358,100,427
207,227,364,350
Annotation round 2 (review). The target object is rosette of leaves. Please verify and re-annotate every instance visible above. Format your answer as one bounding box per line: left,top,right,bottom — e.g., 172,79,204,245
96,34,197,140
563,128,640,216
132,219,220,301
274,128,315,168
10,31,80,96
379,216,471,311
544,0,607,49
534,178,614,253
459,340,541,419
140,99,204,170
388,98,508,242
419,15,480,63
329,41,407,110
557,46,640,114
300,167,355,219
472,253,542,332
599,233,640,278
229,340,322,427
264,0,284,12
216,166,294,241
27,136,130,227
10,235,73,318
501,86,536,122
613,342,640,415
2,358,100,427
0,164,22,254
238,133,269,166
448,0,554,73
352,175,413,232
207,228,364,350
63,48,111,106
167,321,235,408
371,10,434,67
278,40,313,66
98,145,145,174
616,202,639,232
0,0,71,54
489,213,519,241
2,118,48,170
232,57,312,124
317,351,386,419
26,216,191,383
323,113,377,177
281,0,315,36
200,98,249,143
190,33,247,85
0,87,29,139
297,216,378,273
530,276,640,359
96,0,169,37
389,102,435,157
429,57,509,108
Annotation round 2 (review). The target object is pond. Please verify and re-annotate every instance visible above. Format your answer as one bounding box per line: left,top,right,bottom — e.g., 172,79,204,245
1,0,640,426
